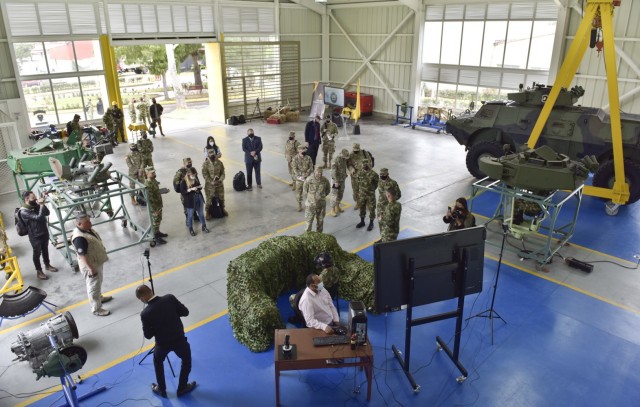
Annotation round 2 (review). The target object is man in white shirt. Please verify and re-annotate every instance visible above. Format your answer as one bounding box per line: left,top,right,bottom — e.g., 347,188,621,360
298,274,340,334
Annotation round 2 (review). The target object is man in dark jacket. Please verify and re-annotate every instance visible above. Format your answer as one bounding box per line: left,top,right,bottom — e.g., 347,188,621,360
241,128,263,190
149,98,166,137
136,284,196,398
19,191,57,280
304,115,322,166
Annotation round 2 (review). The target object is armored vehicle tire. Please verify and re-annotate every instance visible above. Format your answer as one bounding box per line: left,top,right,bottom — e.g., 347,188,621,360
593,159,640,204
466,141,505,179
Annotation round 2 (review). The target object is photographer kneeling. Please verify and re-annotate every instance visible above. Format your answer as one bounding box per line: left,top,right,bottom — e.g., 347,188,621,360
443,197,475,231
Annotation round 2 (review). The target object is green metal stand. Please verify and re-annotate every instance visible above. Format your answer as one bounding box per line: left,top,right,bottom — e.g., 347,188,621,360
470,178,584,267
34,170,154,270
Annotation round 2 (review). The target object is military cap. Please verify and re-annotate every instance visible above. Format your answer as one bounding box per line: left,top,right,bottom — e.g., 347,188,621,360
207,149,217,156
380,168,389,175
303,142,309,149
145,166,155,173
341,148,349,157
352,143,361,151
183,157,192,164
297,145,306,151
129,143,137,149
289,131,295,136
362,158,369,163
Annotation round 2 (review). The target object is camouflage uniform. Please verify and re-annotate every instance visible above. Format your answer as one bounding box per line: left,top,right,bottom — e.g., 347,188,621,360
137,99,150,127
303,170,331,233
291,147,313,211
103,109,114,132
377,168,402,217
347,144,373,206
145,176,163,235
284,132,299,187
319,266,339,290
125,146,144,202
173,159,192,217
380,200,402,242
202,154,226,218
137,135,154,168
68,119,82,140
329,149,349,216
128,99,137,124
111,104,125,142
356,161,379,229
321,121,338,169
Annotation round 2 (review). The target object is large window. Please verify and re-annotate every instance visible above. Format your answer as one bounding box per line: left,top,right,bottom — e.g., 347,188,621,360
14,40,107,127
420,3,558,111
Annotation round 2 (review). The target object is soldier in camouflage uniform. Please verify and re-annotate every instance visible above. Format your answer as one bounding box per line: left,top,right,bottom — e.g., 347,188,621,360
356,159,379,231
347,143,372,210
378,189,402,242
377,168,401,218
202,150,227,219
303,166,331,233
125,143,144,205
128,98,137,124
284,131,299,189
137,131,154,168
321,117,338,169
110,101,126,143
291,144,313,212
173,158,198,223
137,97,150,128
329,148,350,217
144,167,168,245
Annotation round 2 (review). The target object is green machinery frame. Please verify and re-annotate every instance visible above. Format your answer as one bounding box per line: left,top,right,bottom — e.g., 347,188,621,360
470,177,584,267
34,170,153,271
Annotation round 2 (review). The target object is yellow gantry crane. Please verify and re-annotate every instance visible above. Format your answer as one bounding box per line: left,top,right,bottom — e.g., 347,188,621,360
1,212,24,295
527,0,630,206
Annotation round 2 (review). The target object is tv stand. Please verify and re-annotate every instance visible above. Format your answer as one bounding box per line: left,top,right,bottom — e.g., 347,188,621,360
391,251,470,392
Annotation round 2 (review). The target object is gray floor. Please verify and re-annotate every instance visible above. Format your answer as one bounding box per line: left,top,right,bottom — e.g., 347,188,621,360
1,105,638,405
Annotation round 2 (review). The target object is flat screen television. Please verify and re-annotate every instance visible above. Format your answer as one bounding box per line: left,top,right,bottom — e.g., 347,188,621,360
373,226,486,313
324,86,345,107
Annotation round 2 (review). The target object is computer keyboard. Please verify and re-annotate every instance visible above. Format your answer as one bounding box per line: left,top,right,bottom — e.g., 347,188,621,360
313,335,349,346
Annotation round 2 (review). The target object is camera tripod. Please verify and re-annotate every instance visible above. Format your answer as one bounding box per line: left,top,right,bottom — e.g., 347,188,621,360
137,249,175,376
251,98,263,121
466,223,508,345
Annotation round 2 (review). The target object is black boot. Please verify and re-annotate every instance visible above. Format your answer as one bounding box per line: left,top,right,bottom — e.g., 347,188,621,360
157,231,168,237
202,225,210,233
189,228,196,236
367,219,375,231
356,217,366,228
155,234,167,245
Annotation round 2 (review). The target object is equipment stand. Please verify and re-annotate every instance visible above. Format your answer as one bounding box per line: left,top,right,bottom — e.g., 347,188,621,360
137,251,176,377
392,253,470,392
250,98,263,121
466,224,508,344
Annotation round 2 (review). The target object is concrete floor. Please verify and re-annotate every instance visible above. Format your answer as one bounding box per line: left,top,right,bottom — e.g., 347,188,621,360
0,105,638,405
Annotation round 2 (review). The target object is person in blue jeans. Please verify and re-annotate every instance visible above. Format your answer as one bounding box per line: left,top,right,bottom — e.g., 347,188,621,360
242,128,263,190
180,167,209,236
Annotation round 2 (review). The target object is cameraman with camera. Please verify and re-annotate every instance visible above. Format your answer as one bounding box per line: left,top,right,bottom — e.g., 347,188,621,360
443,197,475,231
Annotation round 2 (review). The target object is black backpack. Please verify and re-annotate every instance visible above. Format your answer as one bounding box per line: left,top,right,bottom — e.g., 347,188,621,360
208,196,225,218
233,171,247,191
363,149,375,168
173,168,186,193
15,208,28,236
229,116,239,126
238,114,246,124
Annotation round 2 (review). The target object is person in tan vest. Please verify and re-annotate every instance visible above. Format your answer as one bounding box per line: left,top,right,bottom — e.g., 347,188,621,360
72,213,113,316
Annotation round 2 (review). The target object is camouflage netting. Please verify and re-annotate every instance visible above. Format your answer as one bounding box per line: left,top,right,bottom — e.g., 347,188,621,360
227,232,374,352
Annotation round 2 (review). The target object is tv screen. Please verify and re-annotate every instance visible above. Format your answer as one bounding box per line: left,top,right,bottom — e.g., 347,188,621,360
324,86,345,107
373,227,486,313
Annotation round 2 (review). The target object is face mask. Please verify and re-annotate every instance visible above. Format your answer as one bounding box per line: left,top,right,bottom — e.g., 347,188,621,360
28,199,37,206
316,282,324,292
186,164,192,169
301,151,306,156
289,136,294,140
248,134,254,138
363,166,369,171
380,175,388,180
209,142,214,146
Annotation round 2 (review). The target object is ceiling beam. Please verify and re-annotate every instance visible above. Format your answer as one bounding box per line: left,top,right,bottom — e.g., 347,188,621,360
397,0,421,13
288,0,326,15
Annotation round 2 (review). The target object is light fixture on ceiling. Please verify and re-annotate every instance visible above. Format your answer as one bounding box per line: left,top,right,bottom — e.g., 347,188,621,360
315,0,328,3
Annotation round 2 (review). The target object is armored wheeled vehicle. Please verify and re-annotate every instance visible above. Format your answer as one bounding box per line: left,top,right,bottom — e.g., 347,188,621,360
446,84,640,203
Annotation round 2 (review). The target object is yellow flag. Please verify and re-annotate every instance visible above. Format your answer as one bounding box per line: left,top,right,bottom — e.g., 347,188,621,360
352,79,361,123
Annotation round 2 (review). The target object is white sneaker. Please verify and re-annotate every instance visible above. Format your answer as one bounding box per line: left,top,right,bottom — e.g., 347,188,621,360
93,308,111,316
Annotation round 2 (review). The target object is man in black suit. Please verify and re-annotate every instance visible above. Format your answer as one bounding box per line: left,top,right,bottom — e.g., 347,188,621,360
136,284,196,398
304,115,322,166
241,128,263,190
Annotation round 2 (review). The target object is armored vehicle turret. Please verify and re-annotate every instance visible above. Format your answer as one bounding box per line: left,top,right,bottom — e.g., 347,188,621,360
446,83,640,203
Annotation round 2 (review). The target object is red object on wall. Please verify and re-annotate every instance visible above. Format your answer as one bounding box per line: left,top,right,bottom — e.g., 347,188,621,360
345,92,374,116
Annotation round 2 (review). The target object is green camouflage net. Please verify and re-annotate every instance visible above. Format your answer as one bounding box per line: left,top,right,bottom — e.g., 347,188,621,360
227,232,374,352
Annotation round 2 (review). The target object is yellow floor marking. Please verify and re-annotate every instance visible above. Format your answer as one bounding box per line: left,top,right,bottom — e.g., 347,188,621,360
17,310,229,406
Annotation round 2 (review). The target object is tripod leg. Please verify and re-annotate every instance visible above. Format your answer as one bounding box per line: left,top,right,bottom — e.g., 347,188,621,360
166,356,176,378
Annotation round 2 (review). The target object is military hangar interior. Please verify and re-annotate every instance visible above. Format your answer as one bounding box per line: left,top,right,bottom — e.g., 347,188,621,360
0,0,640,405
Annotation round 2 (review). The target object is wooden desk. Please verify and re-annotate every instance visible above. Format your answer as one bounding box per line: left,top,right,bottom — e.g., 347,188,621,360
274,328,373,406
